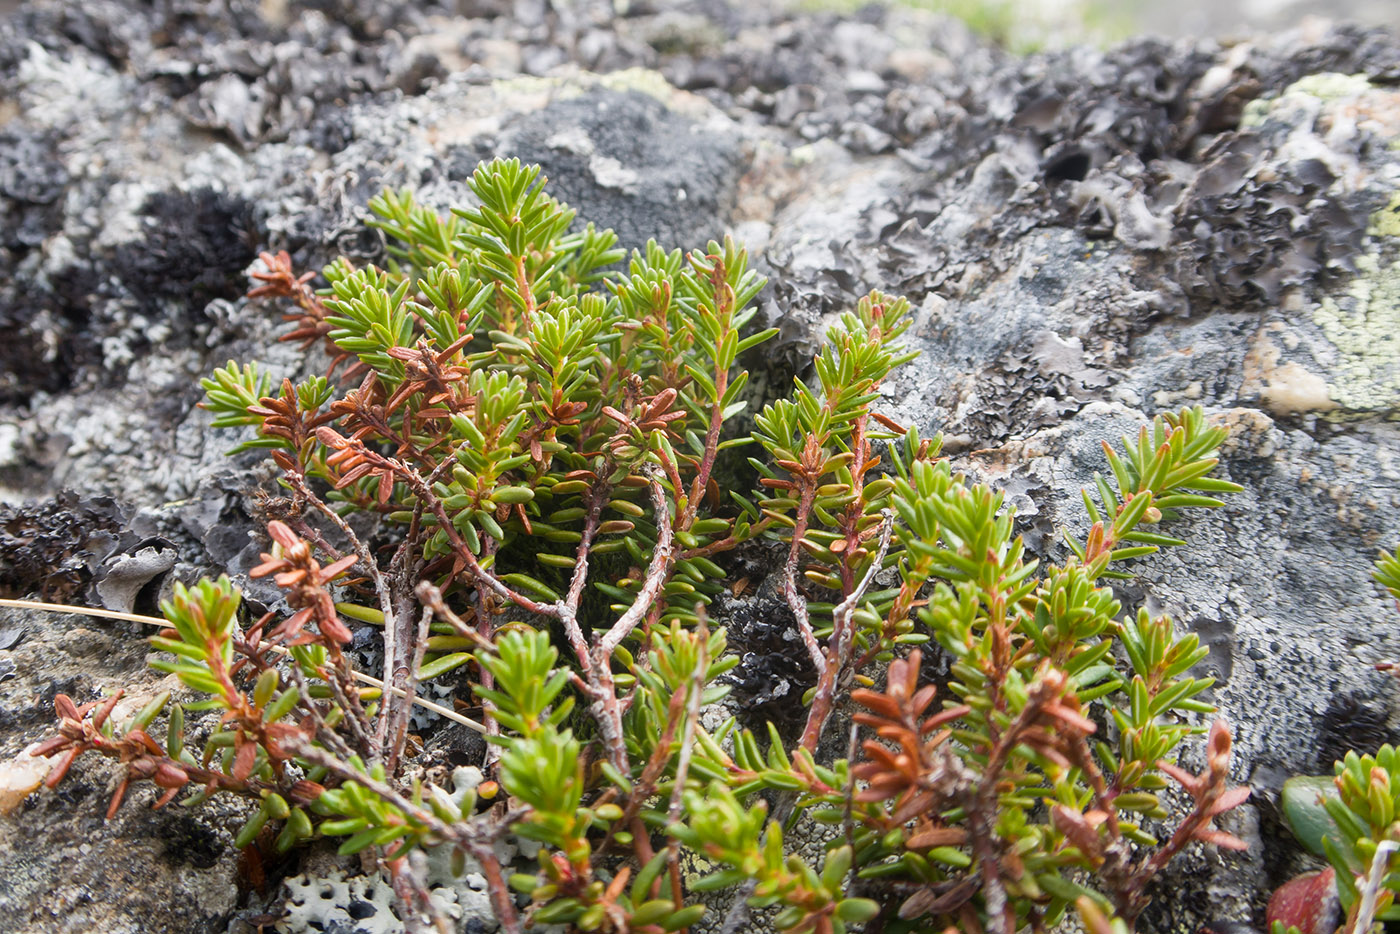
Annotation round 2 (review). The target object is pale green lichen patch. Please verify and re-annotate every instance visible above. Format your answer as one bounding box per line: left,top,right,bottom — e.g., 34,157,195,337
1241,72,1376,129
1313,252,1400,414
1369,191,1400,239
1284,72,1375,104
1242,70,1400,416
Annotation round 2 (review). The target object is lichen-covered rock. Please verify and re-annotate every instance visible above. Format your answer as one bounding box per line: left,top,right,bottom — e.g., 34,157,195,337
277,868,458,934
0,604,249,934
1,1,1399,932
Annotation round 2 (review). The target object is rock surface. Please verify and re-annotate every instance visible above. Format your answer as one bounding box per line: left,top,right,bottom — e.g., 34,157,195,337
1,1,1399,932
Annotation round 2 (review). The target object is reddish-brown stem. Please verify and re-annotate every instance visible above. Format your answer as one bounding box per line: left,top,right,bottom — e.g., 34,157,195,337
800,674,837,754
1066,732,1126,845
686,365,729,529
606,681,689,849
838,415,871,595
681,515,775,561
512,254,537,320
1119,772,1234,921
683,258,735,529
832,510,893,673
967,691,1058,934
473,842,525,934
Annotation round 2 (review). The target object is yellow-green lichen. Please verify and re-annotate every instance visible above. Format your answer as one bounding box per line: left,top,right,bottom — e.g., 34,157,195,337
1368,191,1400,239
1284,72,1375,103
1241,72,1375,129
1312,251,1400,414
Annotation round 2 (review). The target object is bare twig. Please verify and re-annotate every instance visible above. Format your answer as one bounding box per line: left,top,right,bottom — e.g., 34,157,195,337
414,583,490,650
558,474,613,677
666,614,709,828
294,743,511,849
831,509,895,672
1352,839,1398,934
588,464,676,774
0,598,486,733
314,431,557,619
285,662,359,759
385,604,435,775
783,483,826,675
799,510,894,752
325,658,379,755
287,472,401,758
718,880,759,934
387,850,453,934
296,743,525,934
595,465,676,661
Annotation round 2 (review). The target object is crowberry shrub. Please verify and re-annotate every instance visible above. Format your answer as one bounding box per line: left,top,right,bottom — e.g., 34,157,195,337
42,157,1250,934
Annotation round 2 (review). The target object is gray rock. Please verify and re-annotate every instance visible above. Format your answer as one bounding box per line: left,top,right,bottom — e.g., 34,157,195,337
0,603,248,934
